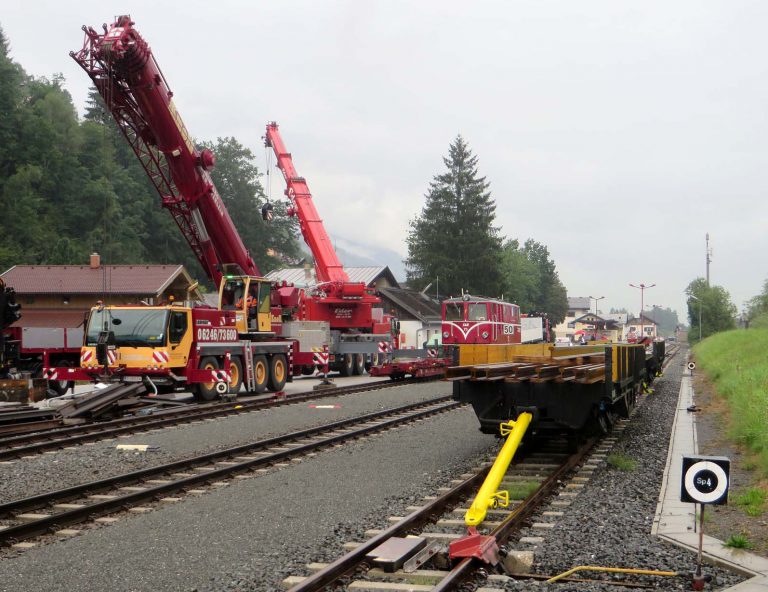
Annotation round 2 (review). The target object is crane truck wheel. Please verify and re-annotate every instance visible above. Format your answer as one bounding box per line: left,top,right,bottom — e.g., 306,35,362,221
252,355,269,394
194,357,221,402
228,357,243,395
267,354,287,392
45,360,75,397
352,353,365,376
339,354,354,377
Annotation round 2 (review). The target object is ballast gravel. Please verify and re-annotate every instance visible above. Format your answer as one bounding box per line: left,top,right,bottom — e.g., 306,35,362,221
0,383,498,592
0,353,751,591
0,379,450,504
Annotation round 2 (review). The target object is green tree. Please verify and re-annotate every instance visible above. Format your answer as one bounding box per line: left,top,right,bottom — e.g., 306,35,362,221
685,277,737,341
0,26,23,186
744,278,768,328
645,306,680,338
406,135,503,297
499,239,567,323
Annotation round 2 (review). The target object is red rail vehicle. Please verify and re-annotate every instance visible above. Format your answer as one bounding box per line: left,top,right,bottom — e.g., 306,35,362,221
370,294,550,380
54,15,324,399
0,279,80,396
263,123,395,376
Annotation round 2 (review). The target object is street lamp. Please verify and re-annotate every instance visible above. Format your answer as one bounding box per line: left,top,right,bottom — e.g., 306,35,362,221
629,283,656,339
690,294,702,341
588,295,605,316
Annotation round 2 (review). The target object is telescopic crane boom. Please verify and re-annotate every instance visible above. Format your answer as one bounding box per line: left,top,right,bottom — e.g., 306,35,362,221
71,16,258,287
264,122,367,300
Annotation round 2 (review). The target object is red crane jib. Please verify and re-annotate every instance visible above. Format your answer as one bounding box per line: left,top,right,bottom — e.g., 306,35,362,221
264,122,375,303
71,16,258,285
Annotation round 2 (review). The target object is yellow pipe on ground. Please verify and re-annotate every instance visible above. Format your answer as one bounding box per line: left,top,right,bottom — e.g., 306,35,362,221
464,412,532,527
546,565,680,583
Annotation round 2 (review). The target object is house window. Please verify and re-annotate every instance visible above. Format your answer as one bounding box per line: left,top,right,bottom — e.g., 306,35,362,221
62,295,70,305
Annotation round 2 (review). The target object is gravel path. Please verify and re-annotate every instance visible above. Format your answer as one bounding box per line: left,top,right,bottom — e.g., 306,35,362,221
0,386,497,592
0,380,450,504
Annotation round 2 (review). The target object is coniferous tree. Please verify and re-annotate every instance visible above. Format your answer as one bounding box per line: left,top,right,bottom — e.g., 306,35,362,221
406,135,502,297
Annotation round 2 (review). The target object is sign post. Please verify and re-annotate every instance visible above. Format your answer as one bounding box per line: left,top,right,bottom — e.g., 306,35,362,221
680,455,730,589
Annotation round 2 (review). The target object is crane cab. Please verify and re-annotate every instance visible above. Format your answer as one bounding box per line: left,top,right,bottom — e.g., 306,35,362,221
219,276,272,335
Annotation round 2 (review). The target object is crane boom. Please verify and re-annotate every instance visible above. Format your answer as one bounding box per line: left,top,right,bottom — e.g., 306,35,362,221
71,16,259,286
264,122,350,287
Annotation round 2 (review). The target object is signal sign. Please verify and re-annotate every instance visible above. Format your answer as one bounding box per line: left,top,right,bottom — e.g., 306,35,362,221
687,361,696,371
680,455,730,505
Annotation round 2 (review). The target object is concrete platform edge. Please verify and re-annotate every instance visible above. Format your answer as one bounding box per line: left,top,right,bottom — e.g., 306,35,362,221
653,357,768,590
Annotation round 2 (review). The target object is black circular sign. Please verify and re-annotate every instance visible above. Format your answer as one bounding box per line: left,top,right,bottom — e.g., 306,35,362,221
684,461,728,503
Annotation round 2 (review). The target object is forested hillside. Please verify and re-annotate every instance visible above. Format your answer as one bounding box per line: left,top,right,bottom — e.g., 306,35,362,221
0,26,299,287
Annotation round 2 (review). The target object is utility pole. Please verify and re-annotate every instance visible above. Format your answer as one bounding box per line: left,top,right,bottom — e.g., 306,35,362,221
588,295,605,316
706,233,712,287
629,283,656,339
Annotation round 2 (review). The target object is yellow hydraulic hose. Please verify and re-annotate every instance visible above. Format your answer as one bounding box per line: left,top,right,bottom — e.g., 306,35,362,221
547,565,680,583
464,412,532,526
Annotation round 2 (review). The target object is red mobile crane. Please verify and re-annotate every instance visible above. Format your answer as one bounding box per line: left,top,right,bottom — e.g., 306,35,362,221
264,123,395,376
54,15,321,399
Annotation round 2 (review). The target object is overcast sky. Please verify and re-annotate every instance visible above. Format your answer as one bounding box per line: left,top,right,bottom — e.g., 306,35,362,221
4,1,767,322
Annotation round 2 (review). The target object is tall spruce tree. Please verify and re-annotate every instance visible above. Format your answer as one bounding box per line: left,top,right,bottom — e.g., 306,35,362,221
406,135,502,298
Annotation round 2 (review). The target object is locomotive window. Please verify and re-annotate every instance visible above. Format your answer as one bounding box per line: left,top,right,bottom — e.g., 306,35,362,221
468,303,488,321
444,302,464,321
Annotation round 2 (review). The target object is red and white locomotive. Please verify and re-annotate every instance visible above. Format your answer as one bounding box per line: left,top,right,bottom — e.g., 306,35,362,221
441,295,522,345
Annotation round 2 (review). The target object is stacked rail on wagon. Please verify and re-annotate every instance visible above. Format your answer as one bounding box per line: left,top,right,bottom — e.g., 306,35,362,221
447,341,665,435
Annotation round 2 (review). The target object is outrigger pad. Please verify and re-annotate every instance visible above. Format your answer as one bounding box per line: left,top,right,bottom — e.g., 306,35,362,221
448,527,500,565
366,536,427,572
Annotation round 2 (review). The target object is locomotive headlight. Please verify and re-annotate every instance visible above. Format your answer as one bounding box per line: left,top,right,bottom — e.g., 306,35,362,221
482,331,489,338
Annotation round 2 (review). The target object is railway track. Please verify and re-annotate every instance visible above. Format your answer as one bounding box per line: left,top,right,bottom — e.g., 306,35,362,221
283,346,683,590
283,433,606,590
0,378,421,461
0,395,461,550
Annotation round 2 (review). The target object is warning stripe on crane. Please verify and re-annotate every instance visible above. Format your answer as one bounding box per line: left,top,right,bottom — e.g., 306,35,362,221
152,351,169,364
107,350,117,365
378,342,392,354
43,368,57,380
212,369,231,383
81,350,93,365
427,348,438,358
313,351,329,366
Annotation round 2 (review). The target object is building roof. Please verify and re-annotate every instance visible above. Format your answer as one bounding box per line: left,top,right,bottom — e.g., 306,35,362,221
626,314,658,325
266,266,399,289
603,312,628,325
572,313,622,330
1,264,190,296
378,287,441,322
568,296,591,311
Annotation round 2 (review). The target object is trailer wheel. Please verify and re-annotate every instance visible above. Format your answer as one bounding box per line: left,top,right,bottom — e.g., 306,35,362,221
253,355,269,393
194,357,221,402
339,354,354,377
267,354,287,392
228,357,243,395
45,360,75,397
352,353,365,376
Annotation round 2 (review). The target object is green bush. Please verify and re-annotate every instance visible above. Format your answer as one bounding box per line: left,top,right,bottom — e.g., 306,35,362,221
695,329,768,477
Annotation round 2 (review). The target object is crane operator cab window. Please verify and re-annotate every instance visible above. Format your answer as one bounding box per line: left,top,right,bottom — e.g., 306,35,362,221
220,281,242,311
